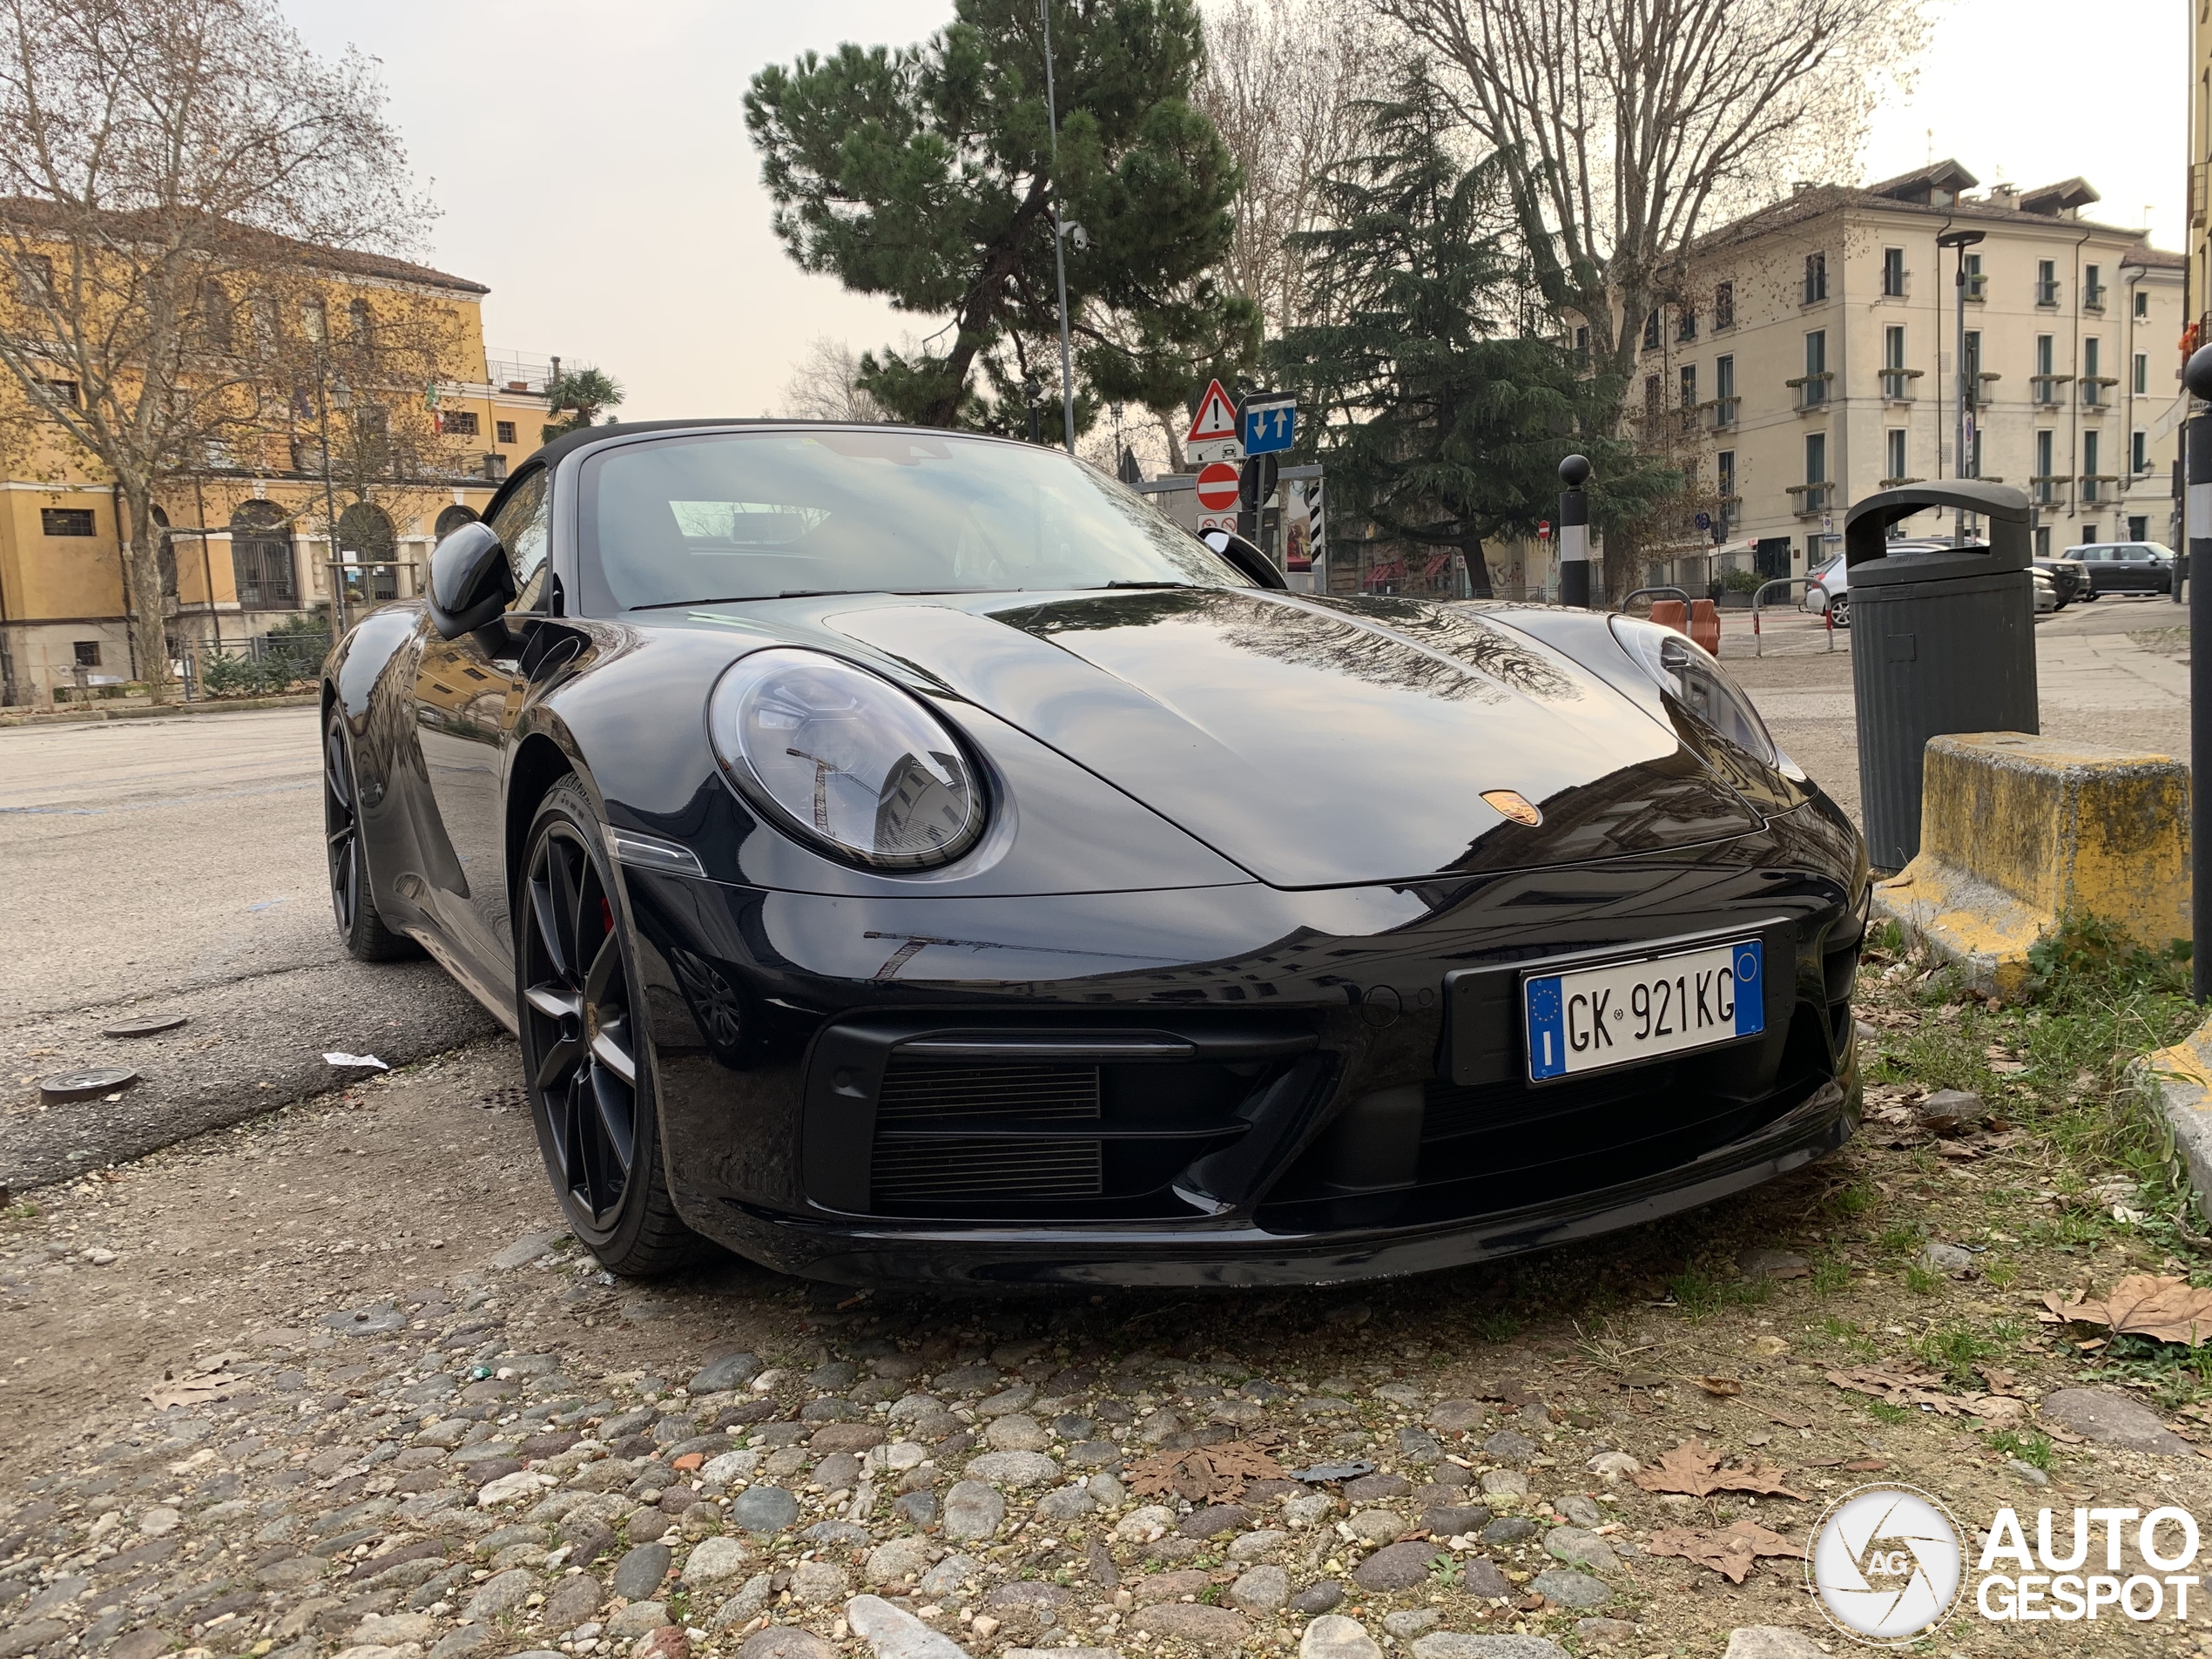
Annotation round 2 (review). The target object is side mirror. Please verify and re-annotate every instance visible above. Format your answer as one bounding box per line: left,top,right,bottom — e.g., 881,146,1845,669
1198,527,1288,590
427,522,516,639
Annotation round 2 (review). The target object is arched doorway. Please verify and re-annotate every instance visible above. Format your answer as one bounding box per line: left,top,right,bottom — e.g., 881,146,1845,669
230,501,295,609
336,502,397,604
435,503,479,542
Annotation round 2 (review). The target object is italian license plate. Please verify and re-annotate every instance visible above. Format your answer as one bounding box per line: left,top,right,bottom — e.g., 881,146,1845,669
1524,939,1764,1082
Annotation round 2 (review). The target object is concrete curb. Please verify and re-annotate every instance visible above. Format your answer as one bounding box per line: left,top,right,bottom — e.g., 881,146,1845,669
2137,1015,2212,1225
0,691,317,727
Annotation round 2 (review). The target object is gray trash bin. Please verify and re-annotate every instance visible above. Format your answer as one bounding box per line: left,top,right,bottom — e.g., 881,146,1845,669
1844,481,2038,873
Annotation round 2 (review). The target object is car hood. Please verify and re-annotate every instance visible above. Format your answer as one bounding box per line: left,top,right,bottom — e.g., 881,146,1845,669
822,589,1762,888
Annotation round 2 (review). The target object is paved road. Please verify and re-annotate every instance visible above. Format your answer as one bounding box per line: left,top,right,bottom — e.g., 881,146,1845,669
0,709,500,1193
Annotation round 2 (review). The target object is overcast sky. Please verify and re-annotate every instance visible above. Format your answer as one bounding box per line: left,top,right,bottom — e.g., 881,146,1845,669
287,0,2185,424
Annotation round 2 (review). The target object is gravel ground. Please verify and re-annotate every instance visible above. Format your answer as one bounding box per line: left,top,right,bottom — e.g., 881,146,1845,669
8,1001,2212,1659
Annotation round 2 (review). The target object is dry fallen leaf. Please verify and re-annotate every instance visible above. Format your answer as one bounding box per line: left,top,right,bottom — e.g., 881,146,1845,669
2044,1276,2212,1347
1645,1519,1807,1584
144,1349,250,1412
1977,1366,2020,1396
1629,1439,1806,1501
1824,1366,1970,1416
1126,1440,1286,1503
1694,1376,1743,1398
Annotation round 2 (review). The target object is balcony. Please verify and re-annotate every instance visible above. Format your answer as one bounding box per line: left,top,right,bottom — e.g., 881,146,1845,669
1788,371,1835,411
2081,377,2117,409
1878,475,1925,489
1965,273,1987,303
2079,474,2119,502
1787,482,1833,516
2030,373,2074,407
1709,396,1739,431
1973,371,2001,408
1881,368,1923,401
2084,284,2107,312
2030,475,2069,508
2035,280,2061,307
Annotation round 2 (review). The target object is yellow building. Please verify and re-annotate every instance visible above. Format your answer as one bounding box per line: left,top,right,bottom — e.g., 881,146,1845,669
0,240,553,708
1627,162,2182,587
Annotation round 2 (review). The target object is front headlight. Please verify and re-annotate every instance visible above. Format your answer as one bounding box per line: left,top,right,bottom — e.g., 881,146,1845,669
1607,616,1778,765
707,648,986,869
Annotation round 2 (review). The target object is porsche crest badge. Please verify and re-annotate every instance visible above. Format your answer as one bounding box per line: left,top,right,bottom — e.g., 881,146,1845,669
1481,788,1542,826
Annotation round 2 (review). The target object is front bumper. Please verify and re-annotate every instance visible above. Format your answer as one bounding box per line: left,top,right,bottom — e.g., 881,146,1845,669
623,799,1866,1286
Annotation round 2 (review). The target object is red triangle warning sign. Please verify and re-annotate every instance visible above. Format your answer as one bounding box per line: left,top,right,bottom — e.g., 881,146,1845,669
1184,379,1238,444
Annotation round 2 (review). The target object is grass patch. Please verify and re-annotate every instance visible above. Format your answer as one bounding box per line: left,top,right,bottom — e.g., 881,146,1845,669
1915,1322,1998,1386
1986,1427,2055,1470
1866,1401,1911,1426
1810,1257,1851,1294
1903,1264,1940,1295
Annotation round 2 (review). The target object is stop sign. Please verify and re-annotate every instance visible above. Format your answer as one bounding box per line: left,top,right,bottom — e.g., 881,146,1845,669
1195,462,1241,512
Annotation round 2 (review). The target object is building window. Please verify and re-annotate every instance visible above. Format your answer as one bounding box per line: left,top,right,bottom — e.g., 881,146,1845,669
72,640,99,667
2080,523,2099,543
2135,289,2150,319
1885,428,1907,482
1716,449,1735,502
1881,246,1906,297
1970,427,1983,479
2131,515,2150,540
1642,374,1661,427
41,507,94,536
2033,334,2057,403
1573,324,1589,358
347,297,373,343
1799,330,1829,406
2035,525,2051,557
302,297,327,343
1963,330,1981,401
2135,352,2150,396
496,420,516,445
2083,337,2103,405
442,409,480,437
2082,430,2101,498
1676,305,1697,342
229,501,296,608
1881,325,1908,400
2083,263,2105,310
36,378,80,408
1804,432,1827,515
1803,251,1827,304
1715,354,1736,426
1678,364,1696,408
15,253,52,305
1964,252,1985,300
1714,281,1734,330
2134,429,2149,473
1643,309,1661,351
2035,259,2059,306
2035,429,2055,502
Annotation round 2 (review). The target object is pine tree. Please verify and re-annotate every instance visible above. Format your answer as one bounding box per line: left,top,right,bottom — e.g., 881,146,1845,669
1271,66,1667,597
745,0,1258,436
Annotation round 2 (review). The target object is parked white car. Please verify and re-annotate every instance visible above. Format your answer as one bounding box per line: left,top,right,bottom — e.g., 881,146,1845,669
1799,543,2053,628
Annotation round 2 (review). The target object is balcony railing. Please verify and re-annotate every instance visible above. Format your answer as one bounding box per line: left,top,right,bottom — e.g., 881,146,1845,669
1787,482,1833,516
2031,373,2073,406
1881,368,1923,401
1788,371,1835,410
1965,273,1987,302
1710,396,1739,430
2030,474,2068,506
2035,280,2061,307
2081,376,2117,408
1878,475,1925,489
1880,269,1912,300
1973,371,2001,408
2083,284,2107,312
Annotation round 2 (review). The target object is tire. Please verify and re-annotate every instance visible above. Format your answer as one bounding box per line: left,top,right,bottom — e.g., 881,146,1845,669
2082,590,2099,602
1829,592,1849,629
516,776,704,1276
324,709,419,962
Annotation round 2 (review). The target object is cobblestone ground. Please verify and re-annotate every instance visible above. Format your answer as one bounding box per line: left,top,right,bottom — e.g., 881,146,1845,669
6,1031,2212,1659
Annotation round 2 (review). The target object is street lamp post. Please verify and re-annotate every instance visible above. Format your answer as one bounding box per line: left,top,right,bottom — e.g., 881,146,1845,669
1038,0,1076,455
1937,229,1986,546
2183,343,2212,1001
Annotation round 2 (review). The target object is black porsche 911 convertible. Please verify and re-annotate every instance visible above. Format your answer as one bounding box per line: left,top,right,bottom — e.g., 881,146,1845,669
321,420,1867,1286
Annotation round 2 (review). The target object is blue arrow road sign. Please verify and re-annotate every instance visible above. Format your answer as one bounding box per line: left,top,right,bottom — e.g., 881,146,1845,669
1241,399,1296,455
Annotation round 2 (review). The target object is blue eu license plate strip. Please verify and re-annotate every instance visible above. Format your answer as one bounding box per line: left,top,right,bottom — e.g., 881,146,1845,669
1524,939,1764,1082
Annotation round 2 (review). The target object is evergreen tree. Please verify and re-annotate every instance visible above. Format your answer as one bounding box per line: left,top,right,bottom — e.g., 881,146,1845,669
1271,66,1667,597
745,0,1258,435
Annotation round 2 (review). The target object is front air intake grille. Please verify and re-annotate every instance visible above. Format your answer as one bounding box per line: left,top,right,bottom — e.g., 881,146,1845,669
872,1138,1103,1204
877,1062,1100,1123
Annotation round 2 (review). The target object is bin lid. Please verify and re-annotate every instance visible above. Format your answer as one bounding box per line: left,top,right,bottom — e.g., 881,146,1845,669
1844,481,2031,585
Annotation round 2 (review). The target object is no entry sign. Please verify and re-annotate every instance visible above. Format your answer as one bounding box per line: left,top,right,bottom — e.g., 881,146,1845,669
1195,462,1241,512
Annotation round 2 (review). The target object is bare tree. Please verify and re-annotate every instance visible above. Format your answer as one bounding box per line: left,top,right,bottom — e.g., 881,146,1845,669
1197,0,1394,341
0,0,431,699
781,337,885,423
1376,0,1928,590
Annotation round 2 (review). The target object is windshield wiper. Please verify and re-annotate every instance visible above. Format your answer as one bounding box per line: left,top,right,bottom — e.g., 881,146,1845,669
632,589,867,610
1097,580,1205,590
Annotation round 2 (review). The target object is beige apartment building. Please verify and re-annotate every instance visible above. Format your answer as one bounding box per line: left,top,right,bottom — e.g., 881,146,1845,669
1632,161,2183,587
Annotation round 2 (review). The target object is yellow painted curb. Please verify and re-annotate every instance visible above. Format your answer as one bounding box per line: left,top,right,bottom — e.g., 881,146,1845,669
1872,732,2189,995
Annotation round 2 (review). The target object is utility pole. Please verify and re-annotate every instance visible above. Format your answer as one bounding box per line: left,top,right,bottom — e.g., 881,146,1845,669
1938,229,1986,545
1038,0,1076,454
2185,343,2212,1001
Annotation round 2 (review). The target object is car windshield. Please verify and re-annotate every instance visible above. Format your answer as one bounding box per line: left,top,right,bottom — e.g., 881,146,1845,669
578,428,1244,611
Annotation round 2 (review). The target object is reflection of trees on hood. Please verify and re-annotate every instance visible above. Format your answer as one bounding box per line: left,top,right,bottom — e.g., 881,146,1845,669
990,586,1588,706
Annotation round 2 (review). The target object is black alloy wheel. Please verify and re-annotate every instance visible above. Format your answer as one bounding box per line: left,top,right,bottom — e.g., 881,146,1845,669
517,777,700,1274
323,709,416,961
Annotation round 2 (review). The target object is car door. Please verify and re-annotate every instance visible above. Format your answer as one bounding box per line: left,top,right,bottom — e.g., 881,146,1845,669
412,467,556,1000
2076,548,2111,592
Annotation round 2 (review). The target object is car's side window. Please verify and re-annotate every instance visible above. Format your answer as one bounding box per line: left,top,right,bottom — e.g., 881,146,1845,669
489,469,554,611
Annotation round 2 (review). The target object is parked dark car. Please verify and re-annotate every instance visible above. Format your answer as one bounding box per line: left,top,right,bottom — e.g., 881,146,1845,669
2033,555,2090,606
2068,542,2175,595
320,421,1869,1287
